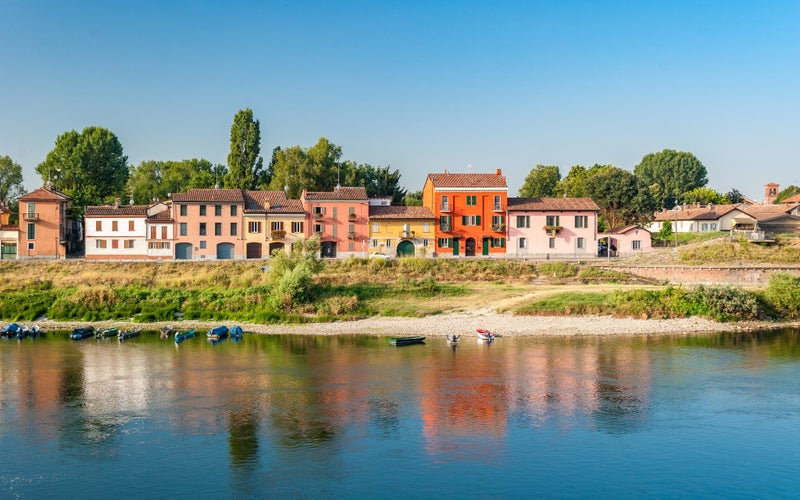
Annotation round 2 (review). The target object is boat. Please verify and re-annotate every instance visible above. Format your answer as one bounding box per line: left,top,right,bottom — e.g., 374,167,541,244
160,325,174,338
27,325,43,337
95,327,119,339
1,323,20,338
230,325,243,339
476,329,495,341
446,334,460,343
117,328,143,341
207,325,229,340
16,326,30,339
389,336,425,346
174,329,196,343
70,326,95,340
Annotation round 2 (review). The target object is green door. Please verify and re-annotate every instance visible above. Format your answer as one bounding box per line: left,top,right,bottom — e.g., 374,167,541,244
397,240,415,257
482,239,489,255
1,242,16,260
453,239,459,256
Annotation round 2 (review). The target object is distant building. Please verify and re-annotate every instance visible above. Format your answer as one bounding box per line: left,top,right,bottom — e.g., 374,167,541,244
764,183,780,204
507,197,599,258
171,188,245,260
243,190,306,259
17,182,74,259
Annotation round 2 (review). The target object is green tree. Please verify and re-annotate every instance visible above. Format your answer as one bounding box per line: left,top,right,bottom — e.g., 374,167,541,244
127,159,222,204
774,185,800,203
658,220,673,244
554,165,588,197
0,155,25,203
404,191,423,206
634,149,708,209
268,237,323,308
267,137,342,198
35,126,128,212
584,166,655,228
725,188,745,204
682,186,726,205
341,161,407,203
519,164,561,197
225,108,262,190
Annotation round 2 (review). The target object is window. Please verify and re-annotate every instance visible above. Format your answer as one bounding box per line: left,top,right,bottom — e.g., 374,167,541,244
332,207,338,220
150,226,157,239
492,238,505,248
422,239,429,247
27,242,34,251
349,207,356,215
292,221,304,233
372,223,380,233
348,224,355,234
111,239,118,249
313,224,323,234
271,221,284,231
96,240,107,249
423,223,430,233
438,238,451,248
466,195,477,206
230,223,237,236
385,239,392,248
231,205,237,216
701,223,708,231
516,215,530,228
440,196,449,211
348,242,354,251
332,224,337,237
371,239,379,248
632,240,641,250
549,238,555,249
440,215,451,231
179,223,187,236
249,221,262,233
96,220,102,231
199,223,207,236
546,215,560,227
199,241,206,249
493,195,502,211
215,205,222,216
161,226,167,239
519,238,527,249
112,221,118,232
124,240,134,249
26,202,36,217
199,205,206,216
711,223,717,230
180,205,187,216
577,237,585,249
215,222,222,236
313,207,325,217
575,215,588,228
461,215,480,226
27,223,35,240
129,220,135,231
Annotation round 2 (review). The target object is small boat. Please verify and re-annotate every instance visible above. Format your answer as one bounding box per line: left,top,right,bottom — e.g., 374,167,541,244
1,323,21,338
389,336,425,346
117,328,143,341
71,326,95,340
160,325,174,338
16,327,30,339
207,325,229,340
174,329,196,343
28,325,43,337
446,334,460,343
476,329,495,341
95,327,119,339
230,326,243,339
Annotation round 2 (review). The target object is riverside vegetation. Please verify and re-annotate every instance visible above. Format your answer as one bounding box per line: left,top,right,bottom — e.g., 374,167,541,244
2,237,800,325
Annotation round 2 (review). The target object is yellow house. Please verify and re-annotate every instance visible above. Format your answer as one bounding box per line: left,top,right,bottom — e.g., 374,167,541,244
368,206,435,257
243,191,306,258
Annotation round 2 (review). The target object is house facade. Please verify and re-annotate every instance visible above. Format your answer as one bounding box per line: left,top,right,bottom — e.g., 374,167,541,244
0,203,18,260
301,187,369,258
84,200,149,260
243,191,306,258
507,197,600,258
647,204,745,233
599,225,652,257
171,188,245,260
422,170,508,257
368,205,436,257
145,203,174,259
17,183,73,259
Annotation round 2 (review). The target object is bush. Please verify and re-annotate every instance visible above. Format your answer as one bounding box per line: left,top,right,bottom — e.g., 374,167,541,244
537,262,578,279
764,273,800,319
687,285,760,321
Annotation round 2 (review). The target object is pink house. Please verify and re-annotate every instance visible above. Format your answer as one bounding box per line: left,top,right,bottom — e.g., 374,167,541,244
301,186,369,258
600,225,652,257
507,197,600,258
171,188,245,260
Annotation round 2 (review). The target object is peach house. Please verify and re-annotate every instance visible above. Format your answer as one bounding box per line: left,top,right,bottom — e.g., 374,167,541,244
301,186,369,258
145,202,174,259
243,191,306,258
17,182,74,259
171,188,245,260
599,225,652,258
507,197,600,259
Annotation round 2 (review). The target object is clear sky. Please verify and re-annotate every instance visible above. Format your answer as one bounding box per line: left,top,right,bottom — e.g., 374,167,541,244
1,0,798,200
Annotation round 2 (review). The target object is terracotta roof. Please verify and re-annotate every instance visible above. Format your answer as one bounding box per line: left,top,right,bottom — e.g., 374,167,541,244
171,188,244,203
302,187,368,201
85,205,149,217
18,186,71,202
426,171,507,189
0,224,18,231
653,204,741,222
243,191,305,214
738,203,800,221
369,206,435,219
507,197,600,211
781,193,800,203
604,225,643,235
147,209,173,222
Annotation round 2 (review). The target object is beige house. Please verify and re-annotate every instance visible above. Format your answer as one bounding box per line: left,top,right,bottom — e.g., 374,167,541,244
243,191,306,258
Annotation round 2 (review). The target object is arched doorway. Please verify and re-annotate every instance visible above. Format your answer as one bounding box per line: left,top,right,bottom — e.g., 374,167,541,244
175,243,192,260
216,242,234,259
397,240,415,257
465,238,476,257
321,241,336,258
246,242,262,259
268,242,285,256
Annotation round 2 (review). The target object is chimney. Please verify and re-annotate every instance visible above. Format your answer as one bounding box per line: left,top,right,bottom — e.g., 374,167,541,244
114,198,121,209
496,169,502,175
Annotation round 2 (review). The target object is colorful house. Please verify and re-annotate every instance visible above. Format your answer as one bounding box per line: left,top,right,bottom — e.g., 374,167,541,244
0,202,18,260
84,199,148,260
422,170,508,257
144,202,174,259
368,205,436,257
171,188,245,260
599,225,652,257
243,191,306,258
507,197,600,258
301,187,369,258
17,182,74,259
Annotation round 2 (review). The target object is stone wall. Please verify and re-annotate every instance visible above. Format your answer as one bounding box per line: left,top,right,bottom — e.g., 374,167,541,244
605,265,800,285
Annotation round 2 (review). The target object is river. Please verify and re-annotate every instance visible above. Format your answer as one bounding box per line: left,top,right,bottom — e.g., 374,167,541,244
2,329,799,498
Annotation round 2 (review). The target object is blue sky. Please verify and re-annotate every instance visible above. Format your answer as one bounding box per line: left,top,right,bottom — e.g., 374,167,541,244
1,0,798,200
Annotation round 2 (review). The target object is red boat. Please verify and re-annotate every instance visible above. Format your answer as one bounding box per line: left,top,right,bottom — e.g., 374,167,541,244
476,329,494,340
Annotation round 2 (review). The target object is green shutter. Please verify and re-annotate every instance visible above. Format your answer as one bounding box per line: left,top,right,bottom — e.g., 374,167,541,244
476,215,480,225
501,238,505,248
462,215,468,225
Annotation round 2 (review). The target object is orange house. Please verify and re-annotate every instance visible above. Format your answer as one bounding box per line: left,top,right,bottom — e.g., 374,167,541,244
17,182,73,259
171,188,245,260
422,170,508,257
301,186,369,258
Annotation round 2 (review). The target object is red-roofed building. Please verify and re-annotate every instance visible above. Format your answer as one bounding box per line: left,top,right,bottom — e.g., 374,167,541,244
17,183,74,259
422,170,508,257
171,188,245,259
599,225,652,257
368,205,436,257
301,186,369,258
243,191,306,258
507,197,600,258
0,202,18,260
85,199,149,259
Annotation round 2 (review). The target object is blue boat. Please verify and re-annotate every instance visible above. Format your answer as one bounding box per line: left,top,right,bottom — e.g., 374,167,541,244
70,326,95,340
230,325,243,339
117,328,143,341
207,325,229,340
174,329,196,343
1,323,20,338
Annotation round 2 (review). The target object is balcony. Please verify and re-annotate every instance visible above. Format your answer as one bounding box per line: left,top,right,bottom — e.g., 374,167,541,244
544,225,562,236
493,204,503,212
348,231,356,240
23,212,39,221
399,230,415,238
439,224,452,232
271,230,286,240
491,224,505,232
348,213,357,221
314,212,324,221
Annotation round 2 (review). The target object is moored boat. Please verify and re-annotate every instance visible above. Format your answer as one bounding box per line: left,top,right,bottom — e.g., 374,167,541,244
70,326,95,340
446,334,460,343
174,329,196,343
117,328,143,341
230,325,243,339
160,325,173,338
95,327,119,339
16,326,30,339
476,328,495,341
1,323,21,338
207,325,229,340
28,325,43,337
389,336,425,346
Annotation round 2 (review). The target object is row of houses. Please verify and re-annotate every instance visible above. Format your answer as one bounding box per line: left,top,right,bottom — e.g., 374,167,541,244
3,169,654,261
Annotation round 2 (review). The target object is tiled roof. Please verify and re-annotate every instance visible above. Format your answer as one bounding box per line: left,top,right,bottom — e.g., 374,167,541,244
244,191,305,213
369,206,435,219
0,224,18,231
605,225,641,235
507,197,600,211
781,193,800,203
738,203,800,221
18,186,72,202
426,171,508,189
653,204,741,221
303,187,368,201
171,188,245,203
85,205,149,217
147,209,173,222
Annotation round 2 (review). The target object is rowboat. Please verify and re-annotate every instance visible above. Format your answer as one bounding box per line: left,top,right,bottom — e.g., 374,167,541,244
95,327,119,339
1,323,20,338
230,325,243,340
446,334,460,343
70,326,95,340
476,329,495,341
389,336,425,346
117,328,143,341
160,325,173,338
174,329,196,343
207,325,229,340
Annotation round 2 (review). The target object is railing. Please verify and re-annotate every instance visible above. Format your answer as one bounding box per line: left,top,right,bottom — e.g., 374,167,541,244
314,212,324,220
440,224,452,232
348,232,356,240
348,213,357,221
23,212,39,221
730,229,769,242
271,230,286,240
493,204,503,211
491,224,505,232
399,231,414,238
544,225,562,236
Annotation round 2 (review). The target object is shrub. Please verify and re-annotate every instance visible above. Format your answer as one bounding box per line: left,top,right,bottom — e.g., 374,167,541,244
687,285,760,321
537,262,578,279
764,273,800,319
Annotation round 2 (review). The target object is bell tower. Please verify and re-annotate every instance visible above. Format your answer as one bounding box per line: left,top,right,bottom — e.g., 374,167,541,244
764,183,779,204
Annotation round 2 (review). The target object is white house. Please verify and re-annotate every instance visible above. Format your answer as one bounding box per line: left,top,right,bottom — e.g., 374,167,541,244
647,204,745,234
145,202,174,260
84,200,149,260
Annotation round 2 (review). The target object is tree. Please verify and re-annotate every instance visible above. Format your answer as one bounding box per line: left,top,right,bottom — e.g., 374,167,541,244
341,161,407,203
554,165,588,197
584,166,655,228
634,149,708,209
658,220,673,244
774,185,800,203
225,108,263,189
35,126,128,212
404,191,422,206
127,159,222,204
519,165,560,197
725,188,745,204
0,155,25,203
267,137,342,198
682,187,726,206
